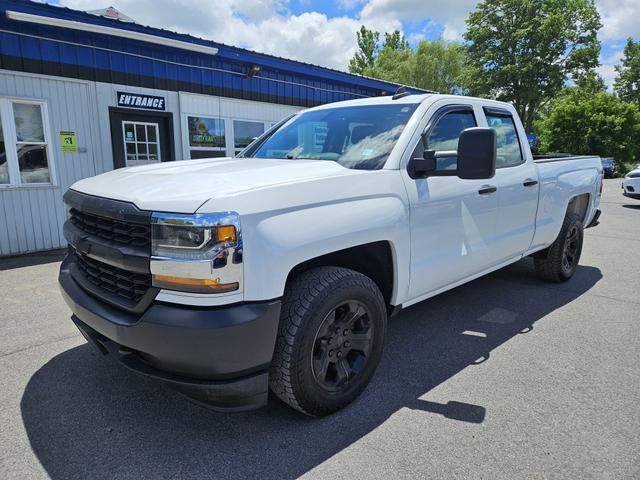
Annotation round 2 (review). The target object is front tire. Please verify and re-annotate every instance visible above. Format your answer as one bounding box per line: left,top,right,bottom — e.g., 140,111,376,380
269,267,387,416
534,212,584,282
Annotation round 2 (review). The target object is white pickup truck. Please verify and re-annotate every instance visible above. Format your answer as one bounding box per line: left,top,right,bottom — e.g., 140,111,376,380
59,93,603,416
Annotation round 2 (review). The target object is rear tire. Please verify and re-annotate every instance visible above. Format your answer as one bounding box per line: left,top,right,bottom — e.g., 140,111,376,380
269,267,387,416
534,212,584,282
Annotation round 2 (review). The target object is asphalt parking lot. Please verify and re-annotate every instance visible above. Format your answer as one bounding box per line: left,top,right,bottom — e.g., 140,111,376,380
0,178,638,480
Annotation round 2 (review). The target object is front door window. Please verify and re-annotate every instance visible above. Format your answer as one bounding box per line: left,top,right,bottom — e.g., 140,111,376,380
122,121,161,167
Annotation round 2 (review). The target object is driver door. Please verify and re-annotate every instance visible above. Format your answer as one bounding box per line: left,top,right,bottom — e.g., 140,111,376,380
401,103,499,301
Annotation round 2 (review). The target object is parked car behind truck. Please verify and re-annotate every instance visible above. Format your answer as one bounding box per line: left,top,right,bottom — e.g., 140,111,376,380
59,93,603,416
623,166,640,199
600,157,617,178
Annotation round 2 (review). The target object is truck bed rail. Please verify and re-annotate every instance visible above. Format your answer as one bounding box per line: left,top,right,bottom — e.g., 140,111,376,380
533,154,600,164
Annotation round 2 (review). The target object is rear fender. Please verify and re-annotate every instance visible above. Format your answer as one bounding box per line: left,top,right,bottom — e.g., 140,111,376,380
531,167,599,249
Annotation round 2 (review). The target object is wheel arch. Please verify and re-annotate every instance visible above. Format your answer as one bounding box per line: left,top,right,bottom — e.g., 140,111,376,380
284,241,397,310
531,193,590,260
566,193,591,224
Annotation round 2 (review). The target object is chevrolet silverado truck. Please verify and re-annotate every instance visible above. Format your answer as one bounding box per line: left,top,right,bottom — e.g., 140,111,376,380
59,93,603,416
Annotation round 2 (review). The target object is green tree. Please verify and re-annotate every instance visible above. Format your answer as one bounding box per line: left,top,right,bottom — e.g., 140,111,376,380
537,87,640,166
575,71,606,94
348,26,379,74
614,37,640,103
412,41,467,94
464,0,602,131
364,40,467,94
380,30,410,54
348,26,467,94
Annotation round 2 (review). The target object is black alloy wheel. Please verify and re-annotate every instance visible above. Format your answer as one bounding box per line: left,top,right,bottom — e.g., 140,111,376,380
561,224,581,276
534,212,584,283
311,300,374,392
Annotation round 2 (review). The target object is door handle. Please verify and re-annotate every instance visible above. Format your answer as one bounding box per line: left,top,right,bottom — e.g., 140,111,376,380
523,179,538,187
478,185,497,195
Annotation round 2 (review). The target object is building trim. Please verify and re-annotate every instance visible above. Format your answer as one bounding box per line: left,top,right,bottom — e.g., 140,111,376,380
5,10,220,56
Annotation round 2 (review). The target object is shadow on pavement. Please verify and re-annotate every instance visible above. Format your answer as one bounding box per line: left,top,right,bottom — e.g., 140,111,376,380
21,259,602,480
621,204,640,210
0,249,66,271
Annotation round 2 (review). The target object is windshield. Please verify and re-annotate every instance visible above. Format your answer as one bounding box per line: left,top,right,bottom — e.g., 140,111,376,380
242,104,418,170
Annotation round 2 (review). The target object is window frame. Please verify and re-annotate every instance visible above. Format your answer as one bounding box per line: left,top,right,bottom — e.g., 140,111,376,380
232,119,267,156
122,120,162,167
185,114,227,160
482,106,525,169
424,106,478,152
0,97,56,188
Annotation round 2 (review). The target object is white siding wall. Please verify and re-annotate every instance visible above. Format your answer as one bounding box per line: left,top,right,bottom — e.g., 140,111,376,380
0,71,99,255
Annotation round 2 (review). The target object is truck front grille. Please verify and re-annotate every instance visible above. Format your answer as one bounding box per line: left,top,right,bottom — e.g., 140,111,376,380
69,208,151,251
73,251,151,307
64,190,157,313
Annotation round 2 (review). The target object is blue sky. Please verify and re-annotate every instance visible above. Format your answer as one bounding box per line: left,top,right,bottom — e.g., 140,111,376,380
53,0,639,87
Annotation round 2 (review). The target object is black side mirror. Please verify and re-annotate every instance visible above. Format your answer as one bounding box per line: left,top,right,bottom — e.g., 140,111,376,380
410,149,437,177
408,127,496,180
456,127,496,180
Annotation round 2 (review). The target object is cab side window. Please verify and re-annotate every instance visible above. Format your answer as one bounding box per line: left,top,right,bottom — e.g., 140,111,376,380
484,110,524,168
426,111,476,151
415,109,476,170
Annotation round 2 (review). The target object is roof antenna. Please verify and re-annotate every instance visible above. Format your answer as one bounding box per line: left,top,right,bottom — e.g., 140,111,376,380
392,86,411,100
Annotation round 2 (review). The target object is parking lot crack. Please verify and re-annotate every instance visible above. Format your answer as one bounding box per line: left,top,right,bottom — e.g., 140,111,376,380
0,334,81,359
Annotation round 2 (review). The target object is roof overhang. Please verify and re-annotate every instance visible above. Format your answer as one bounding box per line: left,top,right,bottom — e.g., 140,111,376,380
5,10,218,56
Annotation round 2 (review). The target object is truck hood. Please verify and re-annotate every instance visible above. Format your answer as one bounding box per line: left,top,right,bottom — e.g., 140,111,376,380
70,157,362,213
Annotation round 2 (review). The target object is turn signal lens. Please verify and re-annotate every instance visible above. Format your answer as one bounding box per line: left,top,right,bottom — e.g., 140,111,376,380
152,274,239,293
214,225,236,243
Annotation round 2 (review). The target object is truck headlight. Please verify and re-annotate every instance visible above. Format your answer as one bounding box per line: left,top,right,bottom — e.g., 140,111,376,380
150,212,242,294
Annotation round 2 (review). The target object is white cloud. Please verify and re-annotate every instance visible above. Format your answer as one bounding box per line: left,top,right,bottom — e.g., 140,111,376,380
596,0,640,41
593,1,640,89
360,0,478,41
61,0,364,70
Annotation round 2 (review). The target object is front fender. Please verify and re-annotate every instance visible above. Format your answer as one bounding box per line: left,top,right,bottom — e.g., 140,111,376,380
240,194,410,304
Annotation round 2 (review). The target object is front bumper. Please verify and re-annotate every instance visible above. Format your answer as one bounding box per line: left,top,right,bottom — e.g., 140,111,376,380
623,190,640,200
623,178,640,199
59,254,281,411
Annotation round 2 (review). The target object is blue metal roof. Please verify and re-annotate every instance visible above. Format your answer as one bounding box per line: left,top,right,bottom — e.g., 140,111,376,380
0,0,426,107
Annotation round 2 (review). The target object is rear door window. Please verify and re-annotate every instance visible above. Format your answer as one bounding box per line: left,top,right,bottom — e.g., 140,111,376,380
484,109,524,168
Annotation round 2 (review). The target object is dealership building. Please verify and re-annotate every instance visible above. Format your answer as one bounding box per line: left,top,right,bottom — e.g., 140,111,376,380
0,0,422,256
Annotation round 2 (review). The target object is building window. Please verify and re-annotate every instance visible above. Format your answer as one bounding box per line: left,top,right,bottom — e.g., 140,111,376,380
0,99,54,187
123,121,161,167
233,120,264,154
187,115,226,159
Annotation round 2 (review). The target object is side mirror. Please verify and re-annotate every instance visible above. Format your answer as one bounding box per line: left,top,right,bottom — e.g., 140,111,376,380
408,127,496,180
410,149,437,177
456,127,496,180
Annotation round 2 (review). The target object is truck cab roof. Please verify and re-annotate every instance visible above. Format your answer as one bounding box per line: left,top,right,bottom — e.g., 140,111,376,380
307,93,514,112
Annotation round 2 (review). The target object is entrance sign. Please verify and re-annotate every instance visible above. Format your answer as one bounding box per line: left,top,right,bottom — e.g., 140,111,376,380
117,91,166,111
